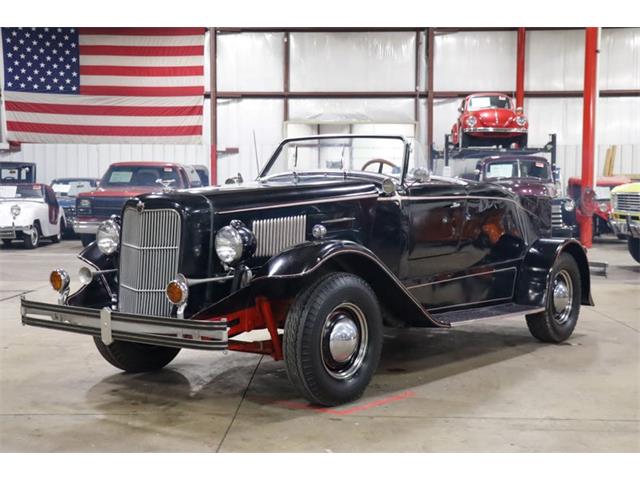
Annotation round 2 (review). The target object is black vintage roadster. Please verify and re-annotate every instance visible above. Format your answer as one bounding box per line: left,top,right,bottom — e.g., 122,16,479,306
21,135,592,406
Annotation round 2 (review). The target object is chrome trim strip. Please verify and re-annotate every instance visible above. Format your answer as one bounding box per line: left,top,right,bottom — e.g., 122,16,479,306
407,266,517,290
462,127,527,133
217,193,378,214
321,216,356,224
427,272,518,313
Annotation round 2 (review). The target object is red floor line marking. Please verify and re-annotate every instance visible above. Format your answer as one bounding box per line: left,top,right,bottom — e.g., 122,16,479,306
275,390,416,415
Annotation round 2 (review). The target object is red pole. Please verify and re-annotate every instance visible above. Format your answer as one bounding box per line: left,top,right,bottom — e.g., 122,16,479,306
516,27,526,109
209,27,218,186
578,27,599,248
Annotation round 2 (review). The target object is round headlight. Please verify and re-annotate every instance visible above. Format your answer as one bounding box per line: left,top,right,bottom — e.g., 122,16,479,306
598,200,609,212
516,115,527,126
96,219,120,255
10,205,21,217
466,116,477,127
563,199,575,212
215,226,243,265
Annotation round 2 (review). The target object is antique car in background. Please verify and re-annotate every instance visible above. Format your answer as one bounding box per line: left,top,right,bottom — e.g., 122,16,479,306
553,176,632,239
20,135,592,406
453,154,558,237
1,161,37,184
450,93,528,149
610,182,640,263
51,177,99,237
74,161,204,246
0,183,64,248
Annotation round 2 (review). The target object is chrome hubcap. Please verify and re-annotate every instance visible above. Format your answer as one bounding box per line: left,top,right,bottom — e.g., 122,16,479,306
321,303,368,380
328,317,360,363
30,229,38,244
552,270,573,324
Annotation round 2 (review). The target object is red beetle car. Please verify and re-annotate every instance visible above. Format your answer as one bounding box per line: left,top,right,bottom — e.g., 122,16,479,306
451,93,528,148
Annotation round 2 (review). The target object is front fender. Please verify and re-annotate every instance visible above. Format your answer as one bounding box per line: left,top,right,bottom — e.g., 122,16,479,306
515,238,593,308
195,240,448,328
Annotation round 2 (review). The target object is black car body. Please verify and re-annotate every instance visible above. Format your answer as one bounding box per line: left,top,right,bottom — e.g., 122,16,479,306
21,135,592,406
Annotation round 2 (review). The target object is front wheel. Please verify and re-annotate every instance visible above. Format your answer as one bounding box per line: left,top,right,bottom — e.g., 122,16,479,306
628,237,640,263
93,337,180,373
526,253,581,343
23,224,40,249
283,273,383,406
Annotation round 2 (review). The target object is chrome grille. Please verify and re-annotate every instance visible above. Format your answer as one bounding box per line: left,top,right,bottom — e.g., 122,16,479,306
614,193,640,213
252,214,307,257
118,207,181,317
551,204,563,227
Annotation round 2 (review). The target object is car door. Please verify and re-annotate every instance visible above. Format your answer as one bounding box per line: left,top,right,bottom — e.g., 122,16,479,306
404,181,467,280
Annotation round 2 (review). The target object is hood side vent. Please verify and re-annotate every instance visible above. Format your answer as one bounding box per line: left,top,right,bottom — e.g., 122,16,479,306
252,214,307,257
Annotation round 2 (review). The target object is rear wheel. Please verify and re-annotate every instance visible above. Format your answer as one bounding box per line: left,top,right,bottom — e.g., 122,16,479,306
526,253,581,343
283,273,383,406
628,237,640,263
80,234,94,247
2,239,12,247
23,223,40,249
93,337,180,373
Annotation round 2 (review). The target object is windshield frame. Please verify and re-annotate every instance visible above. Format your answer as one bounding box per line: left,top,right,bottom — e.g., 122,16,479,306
259,134,412,184
467,95,514,111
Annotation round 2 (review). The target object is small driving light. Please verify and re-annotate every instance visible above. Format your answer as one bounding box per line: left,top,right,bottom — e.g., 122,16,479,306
10,205,21,217
78,266,93,286
50,269,70,293
166,274,189,305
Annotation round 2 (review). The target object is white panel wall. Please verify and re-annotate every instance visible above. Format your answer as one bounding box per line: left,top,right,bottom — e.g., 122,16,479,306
216,98,284,181
290,32,417,91
526,29,585,91
434,31,517,91
288,98,415,124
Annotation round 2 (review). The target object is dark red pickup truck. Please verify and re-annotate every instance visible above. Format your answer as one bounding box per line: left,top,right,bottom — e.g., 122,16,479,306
74,161,208,246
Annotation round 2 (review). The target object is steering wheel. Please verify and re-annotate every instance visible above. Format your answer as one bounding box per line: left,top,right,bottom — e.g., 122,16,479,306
361,159,400,174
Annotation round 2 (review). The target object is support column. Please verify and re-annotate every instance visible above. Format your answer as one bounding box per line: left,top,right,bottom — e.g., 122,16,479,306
578,27,599,248
209,28,218,185
516,27,526,109
426,28,434,170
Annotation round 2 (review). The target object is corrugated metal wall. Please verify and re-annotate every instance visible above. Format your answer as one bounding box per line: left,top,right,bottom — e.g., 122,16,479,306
1,28,639,184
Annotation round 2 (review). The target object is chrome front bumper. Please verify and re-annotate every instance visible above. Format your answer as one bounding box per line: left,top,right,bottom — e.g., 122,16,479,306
463,127,527,134
0,224,33,239
20,297,228,350
610,218,640,238
72,219,101,235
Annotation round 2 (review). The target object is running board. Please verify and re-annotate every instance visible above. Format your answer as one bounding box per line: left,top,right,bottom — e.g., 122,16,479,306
430,303,544,326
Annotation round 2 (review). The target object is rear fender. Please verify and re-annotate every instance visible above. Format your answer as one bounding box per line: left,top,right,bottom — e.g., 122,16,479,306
515,238,593,308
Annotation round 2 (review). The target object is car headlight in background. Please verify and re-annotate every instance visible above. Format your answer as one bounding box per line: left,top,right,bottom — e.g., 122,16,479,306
215,220,256,266
10,205,21,217
466,116,477,127
96,219,120,255
563,199,575,212
516,115,527,126
597,201,610,212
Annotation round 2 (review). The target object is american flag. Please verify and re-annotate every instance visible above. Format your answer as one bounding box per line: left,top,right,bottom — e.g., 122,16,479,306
1,27,205,144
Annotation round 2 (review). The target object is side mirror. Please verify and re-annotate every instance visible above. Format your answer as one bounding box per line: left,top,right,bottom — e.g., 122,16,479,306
413,167,430,183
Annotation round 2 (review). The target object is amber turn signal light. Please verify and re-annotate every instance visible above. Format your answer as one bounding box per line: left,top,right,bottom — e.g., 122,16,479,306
49,269,70,293
165,274,188,306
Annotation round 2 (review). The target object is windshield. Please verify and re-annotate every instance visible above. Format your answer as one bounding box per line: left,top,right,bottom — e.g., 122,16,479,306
0,184,44,200
484,158,550,181
1,166,34,183
468,95,512,111
101,166,182,188
52,180,95,197
261,136,408,180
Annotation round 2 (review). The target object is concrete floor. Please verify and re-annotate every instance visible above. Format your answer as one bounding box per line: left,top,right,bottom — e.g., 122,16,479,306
0,236,638,452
